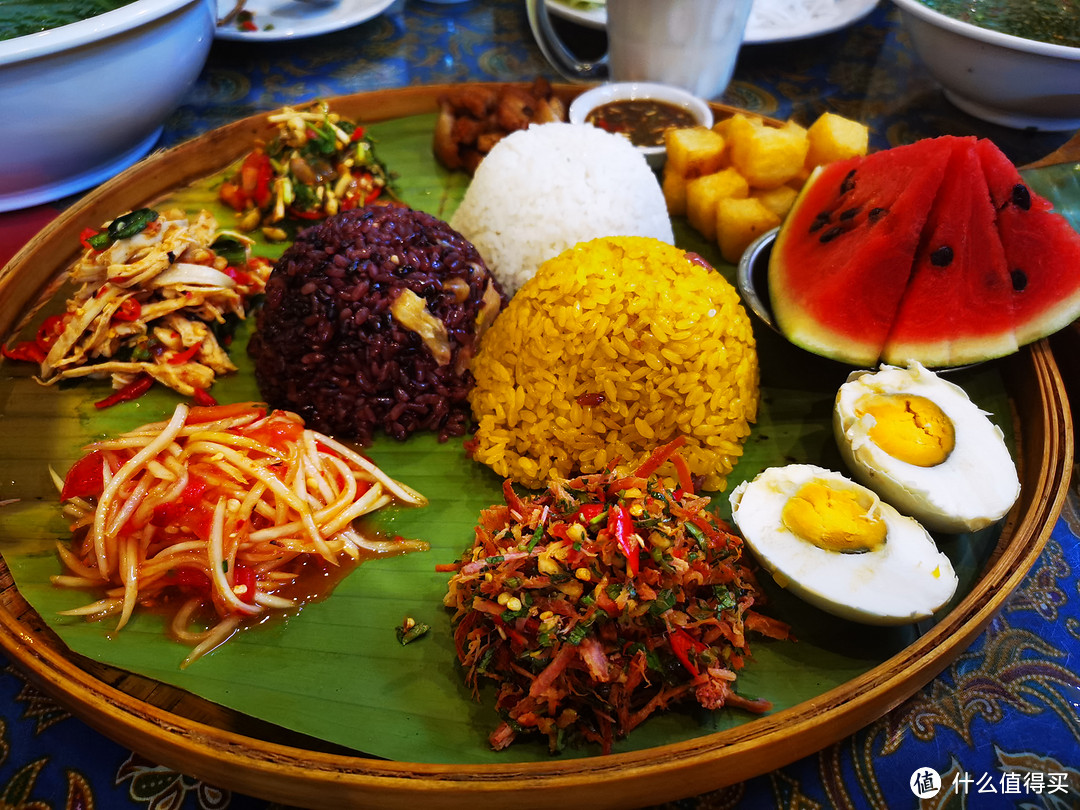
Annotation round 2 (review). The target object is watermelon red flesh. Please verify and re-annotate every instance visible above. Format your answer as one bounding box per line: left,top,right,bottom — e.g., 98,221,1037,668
883,139,1018,367
975,138,1080,348
768,136,959,366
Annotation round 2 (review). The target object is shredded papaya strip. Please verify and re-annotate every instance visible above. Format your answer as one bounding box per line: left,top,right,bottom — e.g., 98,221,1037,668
52,402,428,666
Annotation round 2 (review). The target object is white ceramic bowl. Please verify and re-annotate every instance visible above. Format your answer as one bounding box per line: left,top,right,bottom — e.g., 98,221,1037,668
568,82,713,169
0,0,216,212
892,0,1080,132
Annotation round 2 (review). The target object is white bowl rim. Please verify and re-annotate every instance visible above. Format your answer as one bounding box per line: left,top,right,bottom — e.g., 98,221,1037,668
891,0,1080,60
568,81,714,154
0,0,206,65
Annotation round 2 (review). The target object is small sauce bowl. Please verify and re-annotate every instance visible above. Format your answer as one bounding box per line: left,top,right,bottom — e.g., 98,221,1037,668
569,82,713,169
736,228,781,333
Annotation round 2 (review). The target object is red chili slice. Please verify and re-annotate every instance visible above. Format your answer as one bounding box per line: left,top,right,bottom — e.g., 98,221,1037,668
232,565,257,605
1,341,46,363
168,342,202,365
669,625,708,677
94,373,153,409
112,298,142,323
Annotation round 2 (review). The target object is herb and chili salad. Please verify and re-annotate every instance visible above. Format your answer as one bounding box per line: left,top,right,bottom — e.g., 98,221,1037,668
439,437,793,754
219,101,396,241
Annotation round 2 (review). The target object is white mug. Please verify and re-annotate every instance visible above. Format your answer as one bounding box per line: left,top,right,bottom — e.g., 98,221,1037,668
526,0,754,100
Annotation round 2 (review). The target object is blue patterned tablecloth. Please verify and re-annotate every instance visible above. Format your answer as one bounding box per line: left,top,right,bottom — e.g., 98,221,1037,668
1,1,1078,807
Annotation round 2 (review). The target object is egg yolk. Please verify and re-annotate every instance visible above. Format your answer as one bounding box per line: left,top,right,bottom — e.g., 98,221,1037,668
856,393,955,467
781,481,887,553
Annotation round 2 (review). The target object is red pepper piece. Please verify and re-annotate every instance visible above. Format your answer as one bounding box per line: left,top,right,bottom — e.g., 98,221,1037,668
572,503,605,525
192,387,217,407
232,564,257,605
1,341,46,363
186,401,265,424
669,625,708,677
168,342,202,365
223,265,255,286
219,179,248,212
151,476,212,537
36,314,68,352
79,227,104,252
94,373,153,409
672,452,694,495
287,206,324,220
608,503,639,575
634,435,687,479
230,150,273,209
60,450,109,501
243,418,306,451
112,298,142,323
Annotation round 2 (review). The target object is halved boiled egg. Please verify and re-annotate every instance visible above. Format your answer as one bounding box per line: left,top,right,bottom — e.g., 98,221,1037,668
729,464,958,625
833,362,1020,533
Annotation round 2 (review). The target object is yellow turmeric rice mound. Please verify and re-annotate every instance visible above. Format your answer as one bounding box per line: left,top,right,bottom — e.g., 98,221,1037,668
467,236,759,491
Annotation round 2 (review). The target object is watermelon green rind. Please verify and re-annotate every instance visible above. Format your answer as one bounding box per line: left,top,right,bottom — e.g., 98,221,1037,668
882,138,1018,367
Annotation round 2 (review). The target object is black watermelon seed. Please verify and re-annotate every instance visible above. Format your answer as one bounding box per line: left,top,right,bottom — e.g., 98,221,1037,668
930,246,953,267
839,206,862,221
839,169,857,194
1011,269,1027,291
808,211,831,233
868,207,887,223
820,226,844,244
1011,184,1032,211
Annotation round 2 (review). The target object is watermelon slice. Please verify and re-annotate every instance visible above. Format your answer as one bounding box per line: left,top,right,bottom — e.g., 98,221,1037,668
768,135,1080,368
883,140,1017,367
768,137,959,367
975,138,1080,348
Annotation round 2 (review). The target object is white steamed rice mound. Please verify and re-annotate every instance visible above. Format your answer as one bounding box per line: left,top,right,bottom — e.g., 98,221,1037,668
449,122,674,295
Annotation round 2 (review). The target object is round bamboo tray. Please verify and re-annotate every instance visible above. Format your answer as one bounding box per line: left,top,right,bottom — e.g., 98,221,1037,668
0,85,1072,810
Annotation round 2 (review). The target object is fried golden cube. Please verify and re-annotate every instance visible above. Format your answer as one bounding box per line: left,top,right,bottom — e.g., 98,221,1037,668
664,126,727,178
728,118,809,190
717,196,782,264
752,184,799,219
662,168,689,216
686,168,750,241
712,112,753,141
805,112,869,168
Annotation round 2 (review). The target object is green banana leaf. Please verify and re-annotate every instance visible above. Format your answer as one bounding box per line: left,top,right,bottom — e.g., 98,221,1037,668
0,112,1031,764
1023,161,1080,231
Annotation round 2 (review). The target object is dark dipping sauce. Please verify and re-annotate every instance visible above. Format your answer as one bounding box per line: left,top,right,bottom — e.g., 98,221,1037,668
586,98,698,148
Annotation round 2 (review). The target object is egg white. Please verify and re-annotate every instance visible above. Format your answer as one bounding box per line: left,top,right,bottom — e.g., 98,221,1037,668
833,362,1020,533
729,464,959,625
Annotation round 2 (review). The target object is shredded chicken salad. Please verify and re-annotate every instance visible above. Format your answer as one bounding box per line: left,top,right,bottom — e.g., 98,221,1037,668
52,402,428,667
439,437,793,754
2,207,270,406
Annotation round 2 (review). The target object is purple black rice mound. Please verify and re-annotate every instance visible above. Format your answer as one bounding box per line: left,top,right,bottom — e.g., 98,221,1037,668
248,204,505,443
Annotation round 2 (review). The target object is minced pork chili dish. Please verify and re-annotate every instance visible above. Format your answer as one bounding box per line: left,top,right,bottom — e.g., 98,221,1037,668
249,204,505,443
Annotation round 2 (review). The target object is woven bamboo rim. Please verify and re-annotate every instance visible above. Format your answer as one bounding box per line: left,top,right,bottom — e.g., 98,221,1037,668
0,85,1072,810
